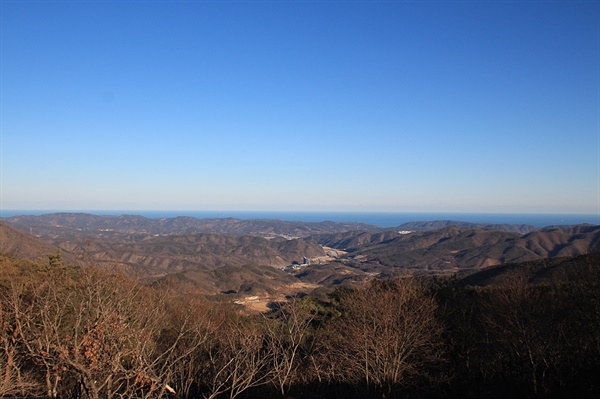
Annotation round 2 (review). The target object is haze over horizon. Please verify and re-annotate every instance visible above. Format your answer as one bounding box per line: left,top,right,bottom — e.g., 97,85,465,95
1,1,598,214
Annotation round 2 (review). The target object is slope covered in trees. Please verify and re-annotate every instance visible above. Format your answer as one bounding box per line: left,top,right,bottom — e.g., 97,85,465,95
311,225,600,274
1,251,599,398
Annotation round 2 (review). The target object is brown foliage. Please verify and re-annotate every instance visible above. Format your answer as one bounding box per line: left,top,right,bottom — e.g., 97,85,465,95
326,279,445,395
2,250,599,399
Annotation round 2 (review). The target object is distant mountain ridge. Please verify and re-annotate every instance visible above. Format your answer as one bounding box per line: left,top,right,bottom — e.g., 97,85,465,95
395,220,539,234
2,212,383,238
2,213,571,241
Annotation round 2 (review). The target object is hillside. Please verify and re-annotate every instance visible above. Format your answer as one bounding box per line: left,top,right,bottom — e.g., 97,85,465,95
307,230,401,251
0,222,61,261
456,252,600,288
153,263,304,299
311,225,600,275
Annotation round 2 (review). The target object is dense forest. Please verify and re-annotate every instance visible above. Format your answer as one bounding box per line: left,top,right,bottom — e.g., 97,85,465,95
1,251,599,398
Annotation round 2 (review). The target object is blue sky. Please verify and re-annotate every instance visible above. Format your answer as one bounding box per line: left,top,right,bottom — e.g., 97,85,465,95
1,0,598,213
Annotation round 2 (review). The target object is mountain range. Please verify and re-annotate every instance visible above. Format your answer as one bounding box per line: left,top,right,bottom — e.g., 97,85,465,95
1,213,599,301
2,212,382,239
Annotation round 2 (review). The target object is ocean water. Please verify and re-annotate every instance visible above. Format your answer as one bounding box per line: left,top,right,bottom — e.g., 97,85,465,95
1,210,599,228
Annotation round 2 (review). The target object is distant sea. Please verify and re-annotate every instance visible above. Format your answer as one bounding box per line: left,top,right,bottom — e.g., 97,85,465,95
1,210,599,228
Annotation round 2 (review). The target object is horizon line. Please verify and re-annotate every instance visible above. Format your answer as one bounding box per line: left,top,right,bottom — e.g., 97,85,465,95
1,209,598,216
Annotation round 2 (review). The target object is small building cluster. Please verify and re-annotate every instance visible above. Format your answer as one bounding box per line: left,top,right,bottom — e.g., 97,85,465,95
280,256,310,271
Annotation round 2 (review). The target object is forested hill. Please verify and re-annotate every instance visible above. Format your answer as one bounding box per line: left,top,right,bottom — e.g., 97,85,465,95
309,224,600,273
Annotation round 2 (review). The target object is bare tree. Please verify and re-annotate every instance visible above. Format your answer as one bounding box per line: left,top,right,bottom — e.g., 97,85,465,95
0,285,40,397
204,314,274,399
328,279,445,396
479,271,571,396
153,291,227,399
266,298,317,396
5,263,181,399
8,273,74,398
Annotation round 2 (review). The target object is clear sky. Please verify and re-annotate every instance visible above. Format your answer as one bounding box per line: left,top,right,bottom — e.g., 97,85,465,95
1,0,598,213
